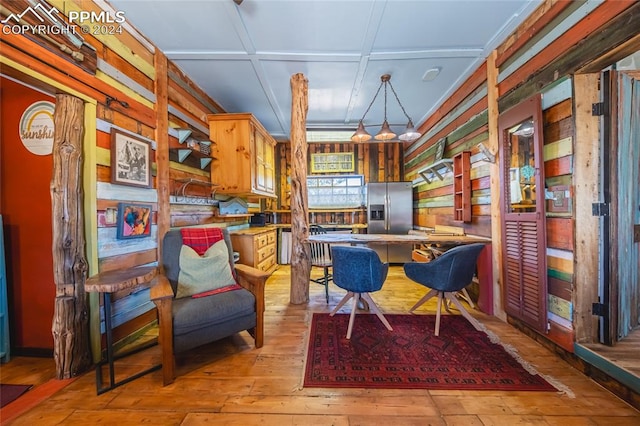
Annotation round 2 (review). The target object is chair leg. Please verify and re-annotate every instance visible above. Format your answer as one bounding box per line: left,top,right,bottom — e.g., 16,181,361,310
459,288,475,309
323,266,330,303
346,293,360,339
445,292,482,332
361,293,392,332
444,288,474,313
330,291,354,316
434,291,444,336
410,288,438,312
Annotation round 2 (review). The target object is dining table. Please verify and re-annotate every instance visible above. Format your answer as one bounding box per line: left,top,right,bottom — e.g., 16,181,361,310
306,232,491,246
305,231,494,314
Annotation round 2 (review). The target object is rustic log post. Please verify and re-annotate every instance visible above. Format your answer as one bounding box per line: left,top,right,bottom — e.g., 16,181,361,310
50,94,91,378
487,49,505,319
154,51,170,258
289,73,311,304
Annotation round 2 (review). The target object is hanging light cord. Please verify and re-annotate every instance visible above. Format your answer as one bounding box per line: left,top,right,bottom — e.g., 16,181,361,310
383,80,388,122
387,80,412,122
358,80,384,124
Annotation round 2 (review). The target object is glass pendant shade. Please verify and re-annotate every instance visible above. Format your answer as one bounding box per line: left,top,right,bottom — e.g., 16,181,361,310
374,120,396,141
351,121,372,142
398,120,421,141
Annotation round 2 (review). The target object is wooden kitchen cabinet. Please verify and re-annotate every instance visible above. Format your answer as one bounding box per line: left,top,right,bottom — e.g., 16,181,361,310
230,228,277,273
207,113,276,198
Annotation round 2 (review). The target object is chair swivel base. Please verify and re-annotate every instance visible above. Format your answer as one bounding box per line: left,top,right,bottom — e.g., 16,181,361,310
410,290,481,336
330,291,392,339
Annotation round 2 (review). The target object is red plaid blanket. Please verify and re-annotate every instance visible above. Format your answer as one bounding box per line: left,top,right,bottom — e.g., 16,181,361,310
180,227,224,256
180,227,241,297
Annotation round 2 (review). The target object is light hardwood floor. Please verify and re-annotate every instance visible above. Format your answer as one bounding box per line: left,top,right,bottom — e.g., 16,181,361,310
3,265,640,425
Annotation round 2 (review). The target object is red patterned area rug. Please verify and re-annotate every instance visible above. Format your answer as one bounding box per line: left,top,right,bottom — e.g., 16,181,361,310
303,313,558,391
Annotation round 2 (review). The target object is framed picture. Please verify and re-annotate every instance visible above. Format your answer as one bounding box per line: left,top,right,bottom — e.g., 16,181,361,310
116,203,152,239
110,130,152,188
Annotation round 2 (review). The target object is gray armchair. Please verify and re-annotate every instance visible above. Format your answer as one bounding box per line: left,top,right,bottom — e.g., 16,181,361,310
151,228,269,385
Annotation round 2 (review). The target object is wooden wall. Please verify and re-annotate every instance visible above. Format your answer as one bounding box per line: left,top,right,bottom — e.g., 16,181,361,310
275,141,404,225
403,0,640,351
0,0,237,350
404,72,492,237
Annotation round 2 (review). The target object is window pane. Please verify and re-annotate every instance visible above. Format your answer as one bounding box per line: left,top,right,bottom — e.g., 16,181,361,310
307,175,365,208
347,177,362,186
507,119,536,213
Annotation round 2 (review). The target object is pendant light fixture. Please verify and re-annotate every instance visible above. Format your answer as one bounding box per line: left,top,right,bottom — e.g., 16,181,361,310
351,74,422,143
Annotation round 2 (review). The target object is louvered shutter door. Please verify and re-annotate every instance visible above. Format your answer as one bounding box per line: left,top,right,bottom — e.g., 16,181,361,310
499,94,548,334
503,216,547,332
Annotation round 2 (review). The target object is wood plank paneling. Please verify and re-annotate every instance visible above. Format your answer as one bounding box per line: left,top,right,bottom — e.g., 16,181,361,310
275,142,404,208
546,217,574,251
499,1,640,112
499,1,634,96
548,276,572,301
544,156,573,177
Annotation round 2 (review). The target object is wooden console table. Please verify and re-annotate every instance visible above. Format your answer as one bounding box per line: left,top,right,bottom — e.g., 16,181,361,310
85,265,161,394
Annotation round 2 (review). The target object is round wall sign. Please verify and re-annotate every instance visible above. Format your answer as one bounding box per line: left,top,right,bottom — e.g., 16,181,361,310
19,101,55,155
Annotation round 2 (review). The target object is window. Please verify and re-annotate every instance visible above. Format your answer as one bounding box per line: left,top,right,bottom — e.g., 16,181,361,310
311,152,355,173
307,175,365,208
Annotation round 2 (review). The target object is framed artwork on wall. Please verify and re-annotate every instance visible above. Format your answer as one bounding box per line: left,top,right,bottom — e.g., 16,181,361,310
110,130,152,188
116,203,152,239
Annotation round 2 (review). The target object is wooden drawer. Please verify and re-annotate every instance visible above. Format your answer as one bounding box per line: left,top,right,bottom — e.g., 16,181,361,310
230,228,277,274
256,243,275,264
256,233,269,249
257,253,276,272
266,231,276,245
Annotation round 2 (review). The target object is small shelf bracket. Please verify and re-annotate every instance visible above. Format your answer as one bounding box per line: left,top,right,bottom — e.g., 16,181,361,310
415,158,453,184
176,128,192,144
477,142,496,163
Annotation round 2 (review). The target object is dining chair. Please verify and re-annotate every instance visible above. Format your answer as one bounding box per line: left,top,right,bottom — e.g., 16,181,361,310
403,243,486,336
309,225,332,302
427,245,475,310
329,245,392,339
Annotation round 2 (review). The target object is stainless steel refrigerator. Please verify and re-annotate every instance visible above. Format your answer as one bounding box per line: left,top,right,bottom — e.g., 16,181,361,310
367,181,413,263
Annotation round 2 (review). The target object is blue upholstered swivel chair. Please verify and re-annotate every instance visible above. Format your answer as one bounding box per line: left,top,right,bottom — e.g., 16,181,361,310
403,243,486,336
329,246,393,339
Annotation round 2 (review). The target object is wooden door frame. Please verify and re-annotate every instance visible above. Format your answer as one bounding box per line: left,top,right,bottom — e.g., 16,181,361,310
498,93,548,333
573,73,602,344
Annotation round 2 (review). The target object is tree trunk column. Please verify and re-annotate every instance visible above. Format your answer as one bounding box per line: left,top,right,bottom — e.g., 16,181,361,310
51,94,91,378
289,73,311,304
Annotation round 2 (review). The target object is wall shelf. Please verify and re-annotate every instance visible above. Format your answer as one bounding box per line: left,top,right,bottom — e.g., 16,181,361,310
415,158,454,184
453,151,471,223
169,148,212,171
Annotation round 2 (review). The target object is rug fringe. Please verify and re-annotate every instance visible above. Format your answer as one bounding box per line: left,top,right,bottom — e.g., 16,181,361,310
476,320,575,398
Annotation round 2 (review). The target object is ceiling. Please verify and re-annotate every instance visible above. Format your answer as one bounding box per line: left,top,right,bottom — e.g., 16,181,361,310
108,0,542,141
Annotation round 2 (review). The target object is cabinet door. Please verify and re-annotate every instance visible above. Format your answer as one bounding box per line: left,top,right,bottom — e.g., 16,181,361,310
264,139,275,193
253,125,266,192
